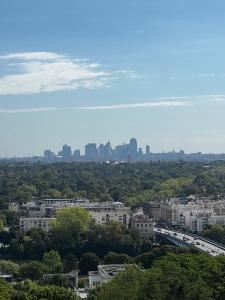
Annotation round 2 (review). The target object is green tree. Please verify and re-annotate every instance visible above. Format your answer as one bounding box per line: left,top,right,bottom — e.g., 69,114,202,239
88,266,142,300
104,252,133,264
0,219,4,232
63,253,78,273
79,252,100,274
19,261,45,280
203,225,225,244
12,280,78,300
0,279,13,300
43,250,62,273
51,207,91,248
0,260,19,275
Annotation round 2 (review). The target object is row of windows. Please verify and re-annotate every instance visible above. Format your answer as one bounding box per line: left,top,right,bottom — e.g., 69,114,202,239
136,223,152,228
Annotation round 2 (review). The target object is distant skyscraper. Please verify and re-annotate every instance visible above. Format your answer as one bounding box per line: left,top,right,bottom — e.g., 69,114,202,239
85,143,97,160
146,145,150,156
59,144,72,161
73,150,81,161
138,147,143,160
44,150,55,162
105,142,112,160
99,142,112,161
129,138,138,161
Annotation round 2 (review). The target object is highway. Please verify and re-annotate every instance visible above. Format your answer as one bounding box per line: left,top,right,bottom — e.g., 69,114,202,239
154,227,225,256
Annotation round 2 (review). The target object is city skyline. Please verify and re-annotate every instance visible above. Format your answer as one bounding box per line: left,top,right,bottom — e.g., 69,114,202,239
2,1,225,156
3,137,225,163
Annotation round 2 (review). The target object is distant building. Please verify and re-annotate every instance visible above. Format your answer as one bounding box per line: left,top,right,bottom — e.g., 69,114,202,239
73,150,81,161
99,142,112,161
20,217,55,232
85,143,98,160
159,197,225,232
81,201,131,226
208,215,225,226
129,138,138,161
59,144,72,162
131,214,153,239
44,150,56,162
89,264,132,289
12,199,131,227
143,202,161,221
138,147,143,160
146,145,150,156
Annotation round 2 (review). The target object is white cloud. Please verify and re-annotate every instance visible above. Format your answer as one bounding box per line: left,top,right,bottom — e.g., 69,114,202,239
0,52,64,61
0,51,133,95
114,70,138,79
0,107,61,113
200,73,216,78
1,93,225,114
79,101,192,110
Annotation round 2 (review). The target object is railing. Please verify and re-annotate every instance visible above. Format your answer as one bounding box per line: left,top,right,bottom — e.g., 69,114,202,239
154,227,225,253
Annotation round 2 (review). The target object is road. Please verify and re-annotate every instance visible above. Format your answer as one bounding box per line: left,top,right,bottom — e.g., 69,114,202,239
154,227,225,256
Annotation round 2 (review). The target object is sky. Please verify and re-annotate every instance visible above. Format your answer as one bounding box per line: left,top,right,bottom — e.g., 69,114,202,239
1,0,225,156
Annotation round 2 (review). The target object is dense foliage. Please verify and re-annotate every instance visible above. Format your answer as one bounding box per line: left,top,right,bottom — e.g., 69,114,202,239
0,279,78,300
0,217,154,261
202,224,225,245
1,161,224,208
89,253,225,300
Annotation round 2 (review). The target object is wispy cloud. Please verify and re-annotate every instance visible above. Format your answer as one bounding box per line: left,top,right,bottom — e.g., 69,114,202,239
0,107,61,113
1,94,225,114
79,101,192,110
0,51,134,95
200,73,216,78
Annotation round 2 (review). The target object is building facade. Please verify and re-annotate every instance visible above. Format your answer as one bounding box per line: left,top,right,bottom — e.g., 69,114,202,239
20,217,55,232
131,214,153,238
89,265,131,289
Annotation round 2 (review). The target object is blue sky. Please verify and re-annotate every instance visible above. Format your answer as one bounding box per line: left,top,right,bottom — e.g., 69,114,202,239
1,0,225,156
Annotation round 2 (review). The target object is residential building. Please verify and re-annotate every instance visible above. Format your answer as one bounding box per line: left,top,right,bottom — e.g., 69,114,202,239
131,213,153,238
89,264,131,289
78,201,131,226
143,202,161,221
20,217,55,232
12,199,131,227
159,197,225,232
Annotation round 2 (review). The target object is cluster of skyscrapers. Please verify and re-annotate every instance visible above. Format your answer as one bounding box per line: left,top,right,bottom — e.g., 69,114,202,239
44,138,151,162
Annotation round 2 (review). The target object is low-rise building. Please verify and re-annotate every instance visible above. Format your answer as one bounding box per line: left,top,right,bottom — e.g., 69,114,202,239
81,201,130,226
20,217,55,232
89,264,131,289
143,202,161,221
12,199,131,227
208,215,225,226
131,214,153,238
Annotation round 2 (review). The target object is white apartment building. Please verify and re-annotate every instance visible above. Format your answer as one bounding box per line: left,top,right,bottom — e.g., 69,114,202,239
79,201,131,226
20,217,55,232
208,215,225,226
12,199,131,228
160,198,225,232
89,264,131,289
160,199,214,232
13,199,131,231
